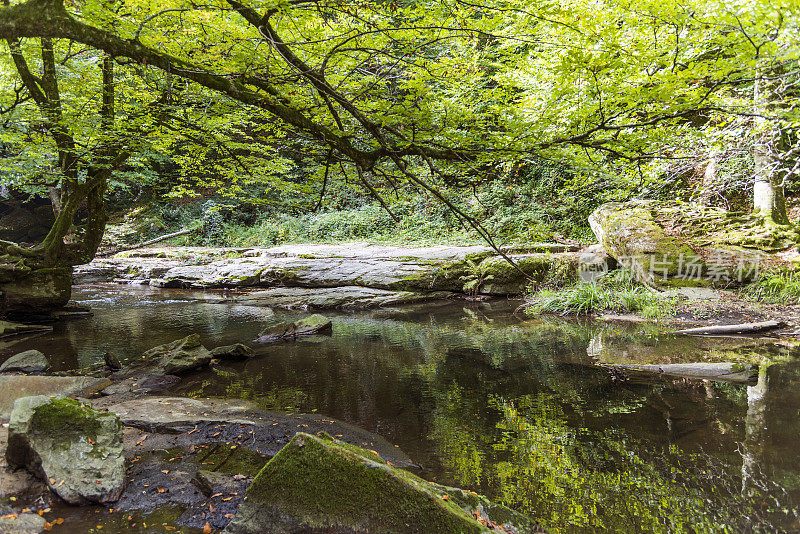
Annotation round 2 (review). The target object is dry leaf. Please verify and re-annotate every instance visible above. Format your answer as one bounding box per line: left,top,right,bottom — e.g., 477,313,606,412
203,522,212,533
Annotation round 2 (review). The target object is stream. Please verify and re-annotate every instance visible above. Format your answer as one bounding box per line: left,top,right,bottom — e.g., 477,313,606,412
3,284,800,532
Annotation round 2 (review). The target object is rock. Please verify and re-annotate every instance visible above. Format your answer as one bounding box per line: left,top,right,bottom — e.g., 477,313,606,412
210,343,253,360
0,427,42,500
0,267,73,315
589,201,770,287
255,314,332,343
101,397,412,467
6,396,125,504
101,373,181,396
191,469,240,498
296,314,332,334
140,334,212,374
78,243,578,296
0,510,47,534
230,286,453,310
103,352,123,371
0,321,52,339
0,375,111,420
225,432,541,534
0,350,49,374
589,202,702,285
578,244,617,282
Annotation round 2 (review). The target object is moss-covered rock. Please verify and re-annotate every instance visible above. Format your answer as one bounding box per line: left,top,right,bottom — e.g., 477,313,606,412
0,267,72,314
140,334,212,374
255,314,333,343
224,432,542,534
6,396,125,505
589,201,776,287
210,343,254,360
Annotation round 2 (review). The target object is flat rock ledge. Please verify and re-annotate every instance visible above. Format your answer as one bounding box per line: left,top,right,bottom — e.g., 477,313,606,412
75,243,583,299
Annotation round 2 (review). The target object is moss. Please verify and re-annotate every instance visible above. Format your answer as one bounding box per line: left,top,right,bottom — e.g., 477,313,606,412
29,398,116,456
241,432,493,533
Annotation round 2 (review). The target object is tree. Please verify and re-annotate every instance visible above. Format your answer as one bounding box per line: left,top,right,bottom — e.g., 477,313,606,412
0,0,797,313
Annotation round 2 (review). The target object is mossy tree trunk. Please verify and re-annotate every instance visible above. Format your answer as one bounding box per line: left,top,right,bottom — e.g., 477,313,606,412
752,66,792,226
7,39,117,266
1,41,122,314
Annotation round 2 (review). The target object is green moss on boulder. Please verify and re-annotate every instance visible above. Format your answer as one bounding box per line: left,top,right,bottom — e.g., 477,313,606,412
224,432,541,534
6,396,125,504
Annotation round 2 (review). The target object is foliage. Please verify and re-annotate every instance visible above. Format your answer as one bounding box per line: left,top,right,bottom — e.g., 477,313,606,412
1,0,798,260
526,269,677,317
460,258,496,296
741,267,800,304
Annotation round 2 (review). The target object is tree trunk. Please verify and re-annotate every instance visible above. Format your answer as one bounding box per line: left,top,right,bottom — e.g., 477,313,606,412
752,67,790,225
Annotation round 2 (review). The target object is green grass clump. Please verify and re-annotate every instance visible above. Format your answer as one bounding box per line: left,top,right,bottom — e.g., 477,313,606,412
526,269,676,317
741,268,800,304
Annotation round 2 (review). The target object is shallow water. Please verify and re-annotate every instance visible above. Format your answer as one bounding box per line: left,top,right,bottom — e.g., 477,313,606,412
4,284,800,532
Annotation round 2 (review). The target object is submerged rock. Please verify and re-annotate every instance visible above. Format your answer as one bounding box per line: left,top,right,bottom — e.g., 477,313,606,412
6,396,125,505
0,321,52,339
140,334,212,374
0,509,46,534
224,432,542,534
230,286,453,310
255,314,332,343
210,343,254,360
0,350,49,374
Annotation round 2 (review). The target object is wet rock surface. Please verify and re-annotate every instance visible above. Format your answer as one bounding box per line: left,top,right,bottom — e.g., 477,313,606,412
228,285,454,310
254,313,333,343
6,396,126,505
0,507,47,534
135,334,213,375
0,350,49,374
0,321,52,339
75,243,579,298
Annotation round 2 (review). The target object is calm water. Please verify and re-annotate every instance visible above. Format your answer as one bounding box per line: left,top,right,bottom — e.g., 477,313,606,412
4,284,800,533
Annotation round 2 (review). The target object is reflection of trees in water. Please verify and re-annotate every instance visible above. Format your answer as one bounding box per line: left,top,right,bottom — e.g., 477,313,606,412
426,351,797,532
165,306,800,532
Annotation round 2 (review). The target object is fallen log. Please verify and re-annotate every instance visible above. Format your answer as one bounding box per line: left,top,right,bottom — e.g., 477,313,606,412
671,320,786,336
98,227,197,257
607,362,757,383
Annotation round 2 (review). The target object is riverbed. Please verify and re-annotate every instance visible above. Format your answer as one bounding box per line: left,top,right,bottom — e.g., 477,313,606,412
3,284,800,532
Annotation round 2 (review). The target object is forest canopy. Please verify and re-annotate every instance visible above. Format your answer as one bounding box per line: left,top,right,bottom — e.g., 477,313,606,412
0,0,797,264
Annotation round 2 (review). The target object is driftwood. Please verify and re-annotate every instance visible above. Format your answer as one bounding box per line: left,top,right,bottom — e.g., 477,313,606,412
98,227,196,257
671,320,786,336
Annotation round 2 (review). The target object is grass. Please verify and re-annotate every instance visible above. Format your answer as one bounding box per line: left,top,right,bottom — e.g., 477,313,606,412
741,268,800,304
526,269,677,318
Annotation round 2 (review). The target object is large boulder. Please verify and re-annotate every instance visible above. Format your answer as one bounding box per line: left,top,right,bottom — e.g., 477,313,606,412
6,396,125,505
255,314,333,343
224,432,542,534
0,350,49,374
210,343,254,361
589,201,768,287
139,334,212,374
0,267,72,315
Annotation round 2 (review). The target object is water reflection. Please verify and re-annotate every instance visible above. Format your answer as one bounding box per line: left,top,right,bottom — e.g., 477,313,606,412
3,285,799,532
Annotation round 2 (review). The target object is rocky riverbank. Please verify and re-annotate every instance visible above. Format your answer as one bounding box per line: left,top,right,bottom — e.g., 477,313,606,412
74,243,586,309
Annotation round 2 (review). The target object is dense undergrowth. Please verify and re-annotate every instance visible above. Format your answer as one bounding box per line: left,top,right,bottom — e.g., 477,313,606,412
104,160,606,248
741,267,800,304
526,269,678,318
